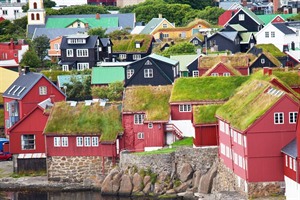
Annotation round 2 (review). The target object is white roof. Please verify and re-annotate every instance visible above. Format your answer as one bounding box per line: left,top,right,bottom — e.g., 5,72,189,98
0,59,18,67
131,26,145,34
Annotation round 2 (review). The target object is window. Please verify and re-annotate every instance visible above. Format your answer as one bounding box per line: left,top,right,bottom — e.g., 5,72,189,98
134,114,145,124
239,14,245,21
21,135,35,150
289,112,298,124
3,10,7,15
14,53,17,57
76,49,88,57
239,155,243,168
261,58,265,64
144,69,153,78
271,31,275,38
289,157,293,169
84,137,91,146
163,34,169,38
225,123,229,135
225,146,229,158
92,137,99,146
68,39,86,44
39,86,47,95
238,133,242,145
243,135,247,148
133,54,141,60
62,65,69,71
265,32,269,38
54,137,61,147
211,73,219,77
66,49,73,57
193,40,198,45
54,43,60,50
179,104,191,112
223,72,230,77
148,123,153,129
137,132,144,139
76,137,83,147
36,13,40,20
162,23,168,28
293,159,296,171
234,153,238,165
286,155,288,167
31,13,34,20
61,137,68,147
219,121,225,132
33,2,37,9
145,60,152,65
119,54,127,59
220,143,225,155
127,69,134,79
77,63,89,71
274,112,284,124
193,70,199,77
234,131,237,143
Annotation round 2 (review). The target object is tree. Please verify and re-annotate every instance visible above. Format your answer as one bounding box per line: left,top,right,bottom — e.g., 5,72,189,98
45,5,108,15
164,0,214,10
20,50,41,68
88,27,107,38
91,81,124,101
64,76,92,101
161,42,196,57
32,35,50,69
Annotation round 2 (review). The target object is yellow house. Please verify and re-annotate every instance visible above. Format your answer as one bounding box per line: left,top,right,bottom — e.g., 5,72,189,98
0,67,19,93
153,19,211,40
140,16,175,39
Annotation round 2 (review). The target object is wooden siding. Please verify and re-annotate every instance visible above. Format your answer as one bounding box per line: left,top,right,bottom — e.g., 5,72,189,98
17,158,46,173
194,125,218,146
171,104,193,120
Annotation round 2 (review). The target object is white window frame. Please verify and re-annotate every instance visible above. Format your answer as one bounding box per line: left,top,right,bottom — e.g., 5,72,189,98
148,123,153,129
54,43,60,50
219,120,225,132
234,131,237,143
162,23,168,28
61,137,68,147
179,104,191,112
261,58,265,64
21,134,35,150
76,49,89,57
193,40,198,45
225,146,229,158
3,10,7,15
274,112,284,124
293,159,296,171
289,112,298,124
134,114,145,124
137,132,144,139
192,70,199,77
211,73,219,77
133,54,141,60
239,155,243,168
271,31,275,38
77,63,89,71
220,143,225,155
62,65,69,71
120,54,127,59
238,133,242,145
76,137,83,147
223,72,230,77
144,69,153,78
289,157,293,169
243,135,247,148
225,123,229,135
39,86,47,95
127,69,134,79
265,32,269,38
239,14,245,21
54,137,61,147
92,137,99,147
66,49,73,57
234,153,238,165
84,137,91,147
286,155,288,167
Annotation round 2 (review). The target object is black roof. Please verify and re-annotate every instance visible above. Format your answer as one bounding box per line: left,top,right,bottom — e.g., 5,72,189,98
100,38,112,47
281,139,297,158
273,23,295,35
60,35,100,49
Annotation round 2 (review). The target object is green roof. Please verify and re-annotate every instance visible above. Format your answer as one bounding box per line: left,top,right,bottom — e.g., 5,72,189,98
193,104,222,124
240,32,256,44
273,70,300,87
123,85,172,121
45,17,119,28
91,67,124,85
170,76,249,102
216,79,286,131
0,93,3,104
170,54,200,71
241,7,264,25
44,102,123,142
112,34,153,53
257,14,297,25
228,24,247,32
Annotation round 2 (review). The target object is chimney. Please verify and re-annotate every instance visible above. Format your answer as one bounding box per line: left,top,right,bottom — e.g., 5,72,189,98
263,67,270,75
9,38,14,49
17,39,24,45
24,66,30,75
96,13,100,20
242,0,247,7
273,0,279,14
158,13,162,18
268,68,272,75
85,23,89,29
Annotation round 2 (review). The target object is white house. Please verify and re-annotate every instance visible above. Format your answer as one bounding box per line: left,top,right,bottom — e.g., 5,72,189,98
0,3,26,20
255,22,300,52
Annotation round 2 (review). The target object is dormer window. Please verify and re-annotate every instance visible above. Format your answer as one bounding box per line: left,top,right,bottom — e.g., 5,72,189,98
67,38,86,44
135,42,141,49
163,23,167,28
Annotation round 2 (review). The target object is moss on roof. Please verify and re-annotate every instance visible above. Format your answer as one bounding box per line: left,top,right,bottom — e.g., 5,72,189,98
0,93,3,104
253,44,286,57
249,52,281,67
194,104,222,124
112,34,153,53
0,109,3,127
170,76,249,102
44,102,123,142
273,70,300,87
123,85,172,121
157,18,211,32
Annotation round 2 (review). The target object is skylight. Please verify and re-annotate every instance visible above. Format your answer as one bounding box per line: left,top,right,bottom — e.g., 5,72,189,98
8,85,16,94
12,86,21,95
17,87,26,96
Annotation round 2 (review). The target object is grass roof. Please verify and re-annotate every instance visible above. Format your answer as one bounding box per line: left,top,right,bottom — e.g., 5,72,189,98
44,102,123,142
273,70,300,87
203,62,242,76
123,85,172,121
0,93,3,104
216,79,284,131
253,44,286,57
193,104,222,124
157,18,211,32
0,109,3,127
170,76,249,102
112,34,153,53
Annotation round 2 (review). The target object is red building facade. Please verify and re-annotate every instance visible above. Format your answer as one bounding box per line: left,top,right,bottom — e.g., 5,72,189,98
0,38,29,63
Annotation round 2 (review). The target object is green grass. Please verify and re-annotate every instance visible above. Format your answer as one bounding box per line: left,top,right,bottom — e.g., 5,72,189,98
273,70,300,87
194,104,222,124
170,76,249,102
11,170,46,178
254,44,286,57
0,93,3,104
41,69,91,82
171,137,193,147
44,102,123,142
112,34,153,52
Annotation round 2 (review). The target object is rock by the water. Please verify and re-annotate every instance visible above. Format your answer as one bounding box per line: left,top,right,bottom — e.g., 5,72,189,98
198,162,217,194
132,173,143,193
179,163,194,182
119,174,132,196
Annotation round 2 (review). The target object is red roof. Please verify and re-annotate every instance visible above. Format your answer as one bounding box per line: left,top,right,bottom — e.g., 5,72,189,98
218,9,238,26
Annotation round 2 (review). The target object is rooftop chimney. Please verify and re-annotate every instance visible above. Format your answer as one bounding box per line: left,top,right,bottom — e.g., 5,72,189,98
158,14,162,18
242,0,247,7
96,13,100,20
9,38,14,49
263,67,270,76
24,66,30,75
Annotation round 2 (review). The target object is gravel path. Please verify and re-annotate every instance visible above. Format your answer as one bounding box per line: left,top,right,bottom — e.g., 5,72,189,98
0,161,13,178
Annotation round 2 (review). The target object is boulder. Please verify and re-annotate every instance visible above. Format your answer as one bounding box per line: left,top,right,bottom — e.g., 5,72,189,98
132,173,143,193
165,189,176,194
143,175,151,185
154,182,166,195
119,174,132,196
179,163,194,182
198,162,217,194
157,171,170,183
192,170,202,192
174,181,189,193
143,182,151,194
101,168,122,195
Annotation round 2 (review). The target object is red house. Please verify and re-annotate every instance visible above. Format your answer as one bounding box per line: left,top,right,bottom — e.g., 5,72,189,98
121,85,181,152
202,62,242,77
3,70,66,136
0,38,29,65
216,75,300,197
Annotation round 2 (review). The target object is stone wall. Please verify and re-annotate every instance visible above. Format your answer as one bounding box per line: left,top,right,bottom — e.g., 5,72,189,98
47,156,115,183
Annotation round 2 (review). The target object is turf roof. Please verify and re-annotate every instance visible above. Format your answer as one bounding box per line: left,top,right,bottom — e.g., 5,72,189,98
170,76,249,102
251,44,286,57
112,34,153,53
273,70,300,87
0,93,3,104
193,104,222,124
123,85,172,121
44,102,123,142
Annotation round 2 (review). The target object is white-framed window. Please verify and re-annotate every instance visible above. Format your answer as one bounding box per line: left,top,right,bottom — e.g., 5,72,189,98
271,31,275,38
127,69,134,79
223,72,230,77
193,70,199,77
3,10,8,15
179,104,191,112
220,143,225,155
54,137,61,147
133,54,141,60
137,132,144,139
225,146,229,158
148,123,153,129
219,121,225,132
261,58,265,64
234,153,238,165
92,137,99,147
289,157,293,169
243,135,247,148
54,43,60,50
274,112,284,124
144,69,153,78
211,73,219,77
21,134,35,150
76,137,83,147
76,49,89,57
84,137,91,146
230,128,233,138
61,137,68,147
285,155,288,167
39,86,47,95
77,63,89,71
134,114,145,124
225,123,229,135
120,54,127,59
66,49,73,57
238,133,242,145
265,32,269,38
234,131,237,143
289,112,298,124
239,14,245,21
162,23,168,28
193,40,198,45
293,159,296,171
163,33,169,38
239,155,243,168
62,65,69,71
68,38,86,44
